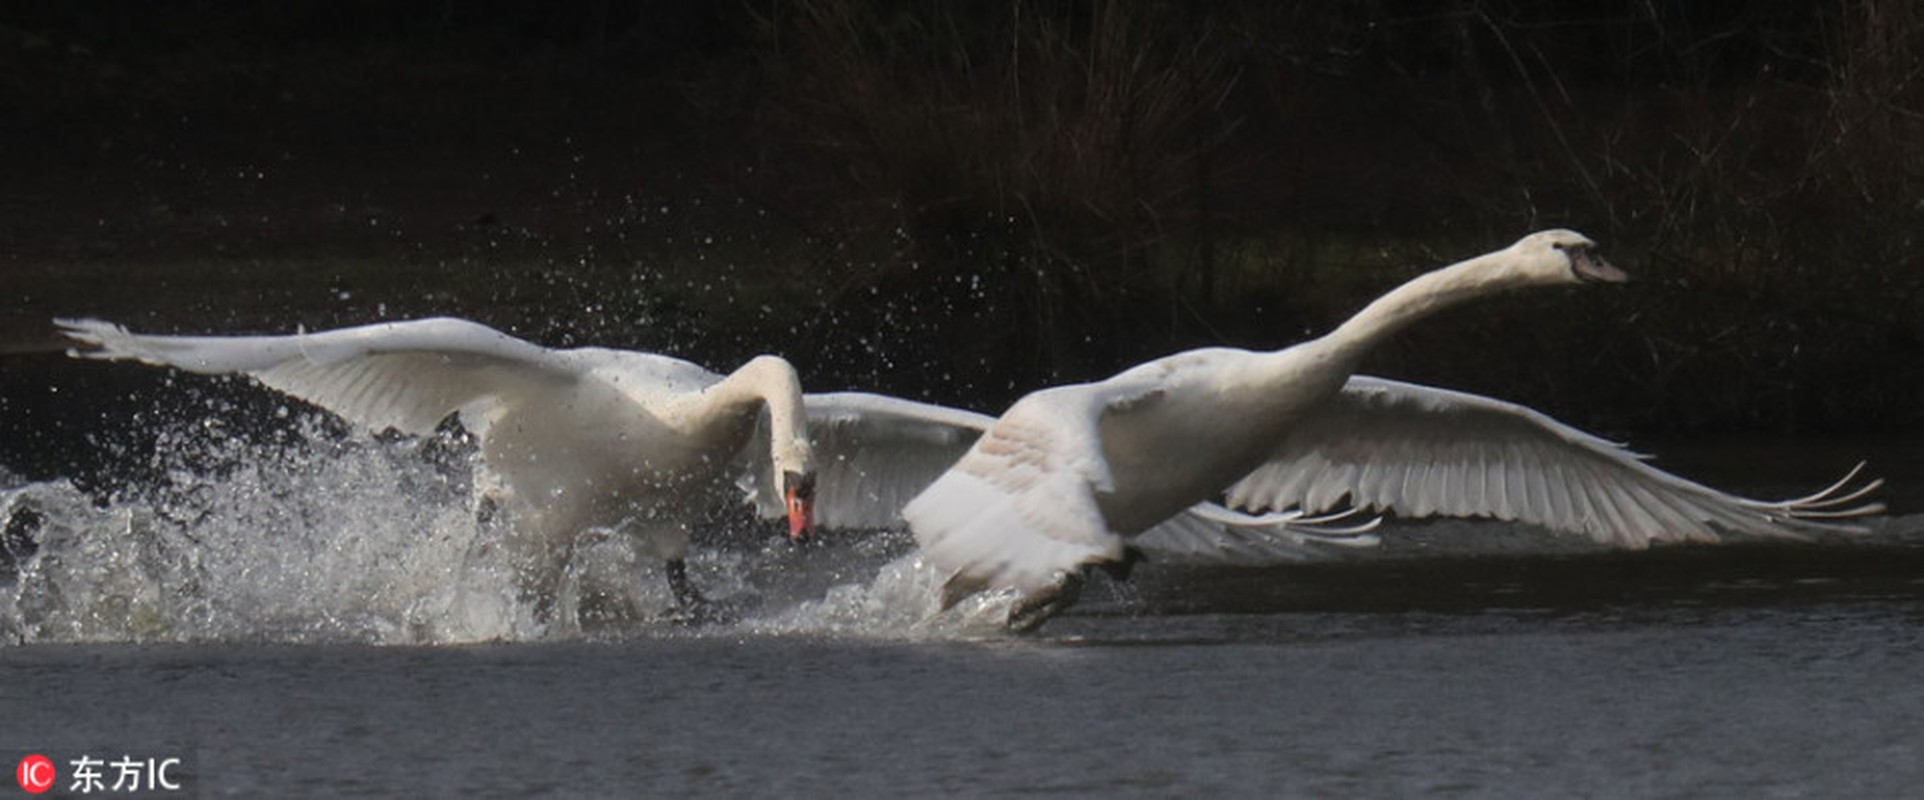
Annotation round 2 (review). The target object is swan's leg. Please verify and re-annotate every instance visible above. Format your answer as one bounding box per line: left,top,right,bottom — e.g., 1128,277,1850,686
639,522,728,624
1095,546,1147,583
939,572,991,611
948,549,1141,630
1007,570,1085,633
664,558,706,609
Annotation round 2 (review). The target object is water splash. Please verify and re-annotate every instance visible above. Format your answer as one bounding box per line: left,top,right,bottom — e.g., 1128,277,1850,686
3,417,515,644
0,412,965,646
741,551,1018,639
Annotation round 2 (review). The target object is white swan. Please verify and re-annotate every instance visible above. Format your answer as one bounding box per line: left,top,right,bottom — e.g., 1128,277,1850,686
59,316,822,620
901,229,1885,630
56,317,1363,623
741,392,1379,560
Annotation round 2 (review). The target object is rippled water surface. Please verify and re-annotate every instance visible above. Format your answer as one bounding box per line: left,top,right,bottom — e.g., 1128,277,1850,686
8,594,1924,797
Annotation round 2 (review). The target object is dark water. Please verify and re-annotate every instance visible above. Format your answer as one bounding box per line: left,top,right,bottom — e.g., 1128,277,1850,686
8,512,1924,797
7,590,1924,797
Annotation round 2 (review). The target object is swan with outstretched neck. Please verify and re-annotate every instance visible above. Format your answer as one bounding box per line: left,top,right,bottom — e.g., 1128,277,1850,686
903,229,1884,630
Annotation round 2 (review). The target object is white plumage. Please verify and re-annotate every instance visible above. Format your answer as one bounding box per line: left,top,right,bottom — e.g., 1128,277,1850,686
59,317,1361,625
751,391,1381,562
901,230,1884,630
1223,376,1879,548
60,316,817,621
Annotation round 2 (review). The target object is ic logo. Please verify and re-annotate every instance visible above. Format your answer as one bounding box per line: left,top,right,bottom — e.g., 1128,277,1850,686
14,754,54,795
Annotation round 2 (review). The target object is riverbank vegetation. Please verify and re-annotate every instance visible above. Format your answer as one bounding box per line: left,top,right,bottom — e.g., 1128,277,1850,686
5,1,1920,434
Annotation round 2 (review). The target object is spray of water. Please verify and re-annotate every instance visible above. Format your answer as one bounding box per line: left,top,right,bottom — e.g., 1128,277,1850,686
0,409,997,646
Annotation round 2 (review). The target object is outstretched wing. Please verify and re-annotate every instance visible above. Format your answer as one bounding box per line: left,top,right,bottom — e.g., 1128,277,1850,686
742,391,997,528
58,317,583,436
1133,503,1380,563
1224,376,1883,548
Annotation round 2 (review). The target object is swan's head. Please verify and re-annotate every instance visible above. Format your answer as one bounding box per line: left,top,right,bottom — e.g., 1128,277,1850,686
1506,229,1626,285
781,469,816,542
742,353,816,541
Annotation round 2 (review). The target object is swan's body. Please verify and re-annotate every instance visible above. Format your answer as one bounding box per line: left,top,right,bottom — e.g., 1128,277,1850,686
903,230,1884,629
59,317,820,620
746,392,1379,562
58,317,1362,624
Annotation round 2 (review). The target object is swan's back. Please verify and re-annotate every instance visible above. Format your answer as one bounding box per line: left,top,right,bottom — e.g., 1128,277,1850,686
563,347,723,403
1090,346,1345,533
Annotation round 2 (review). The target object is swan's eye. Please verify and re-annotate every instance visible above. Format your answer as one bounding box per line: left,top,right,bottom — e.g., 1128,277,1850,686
783,470,817,500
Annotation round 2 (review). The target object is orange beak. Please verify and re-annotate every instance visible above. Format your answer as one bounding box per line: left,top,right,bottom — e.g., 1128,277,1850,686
785,484,814,542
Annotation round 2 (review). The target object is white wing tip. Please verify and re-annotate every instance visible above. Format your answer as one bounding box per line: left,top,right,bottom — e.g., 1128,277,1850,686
53,317,147,362
1170,503,1385,559
1737,461,1886,532
1201,501,1384,537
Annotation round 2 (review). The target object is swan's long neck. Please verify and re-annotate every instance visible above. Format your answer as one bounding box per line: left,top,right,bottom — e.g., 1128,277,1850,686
708,355,811,472
1307,248,1531,368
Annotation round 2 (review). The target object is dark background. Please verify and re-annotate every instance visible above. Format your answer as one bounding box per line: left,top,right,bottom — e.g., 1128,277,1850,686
2,1,1920,447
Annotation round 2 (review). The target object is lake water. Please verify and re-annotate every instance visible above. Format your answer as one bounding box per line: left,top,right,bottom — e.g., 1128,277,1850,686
5,595,1924,798
3,359,1923,797
7,572,1924,798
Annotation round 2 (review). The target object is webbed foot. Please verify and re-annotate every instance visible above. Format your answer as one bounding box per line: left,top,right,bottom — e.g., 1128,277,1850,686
1006,570,1085,633
940,572,991,611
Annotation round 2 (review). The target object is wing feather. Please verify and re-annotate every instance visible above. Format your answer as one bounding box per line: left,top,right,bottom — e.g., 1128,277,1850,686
1133,502,1378,563
742,392,994,528
60,317,583,436
1225,376,1881,546
903,389,1125,593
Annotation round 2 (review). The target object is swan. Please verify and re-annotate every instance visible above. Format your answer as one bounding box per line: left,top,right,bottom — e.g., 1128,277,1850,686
58,316,822,621
56,317,1362,623
743,391,1379,560
901,229,1886,630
